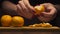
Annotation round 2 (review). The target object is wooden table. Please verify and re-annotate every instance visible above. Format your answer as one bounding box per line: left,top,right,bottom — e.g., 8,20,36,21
0,27,60,34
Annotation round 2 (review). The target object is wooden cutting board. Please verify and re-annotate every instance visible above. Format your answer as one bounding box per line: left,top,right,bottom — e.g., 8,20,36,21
0,27,59,29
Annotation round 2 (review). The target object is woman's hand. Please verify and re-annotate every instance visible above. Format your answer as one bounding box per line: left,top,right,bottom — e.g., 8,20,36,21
17,0,35,19
37,3,57,22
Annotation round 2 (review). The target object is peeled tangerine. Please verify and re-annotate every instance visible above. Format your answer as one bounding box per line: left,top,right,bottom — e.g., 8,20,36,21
11,16,24,27
34,5,45,15
1,15,12,27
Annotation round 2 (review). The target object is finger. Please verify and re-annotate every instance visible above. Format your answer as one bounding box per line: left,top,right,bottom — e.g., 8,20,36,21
18,1,28,14
43,8,56,15
49,8,57,15
40,3,49,8
17,4,24,16
18,1,31,18
18,1,31,13
38,16,51,22
41,3,56,15
17,4,28,18
40,3,53,7
22,0,30,5
41,12,50,17
42,7,56,17
38,16,46,22
18,1,34,19
18,1,33,18
22,0,35,12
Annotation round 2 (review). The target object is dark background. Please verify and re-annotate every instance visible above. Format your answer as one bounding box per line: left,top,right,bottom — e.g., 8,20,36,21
0,0,60,6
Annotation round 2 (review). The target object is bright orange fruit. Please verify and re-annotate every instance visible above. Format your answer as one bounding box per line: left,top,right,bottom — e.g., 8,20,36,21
34,5,45,15
11,16,24,27
1,15,12,27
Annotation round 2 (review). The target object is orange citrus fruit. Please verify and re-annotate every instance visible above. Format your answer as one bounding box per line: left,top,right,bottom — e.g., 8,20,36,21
1,15,12,27
34,5,45,15
11,16,24,27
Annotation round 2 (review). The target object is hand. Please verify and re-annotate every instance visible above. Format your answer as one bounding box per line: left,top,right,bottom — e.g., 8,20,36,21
17,0,35,19
37,3,57,22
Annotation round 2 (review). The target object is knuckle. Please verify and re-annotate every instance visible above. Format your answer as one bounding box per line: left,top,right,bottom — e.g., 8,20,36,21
18,1,22,4
23,7,27,11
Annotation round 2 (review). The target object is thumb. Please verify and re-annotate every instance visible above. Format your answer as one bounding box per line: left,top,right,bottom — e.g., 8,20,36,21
42,12,53,18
